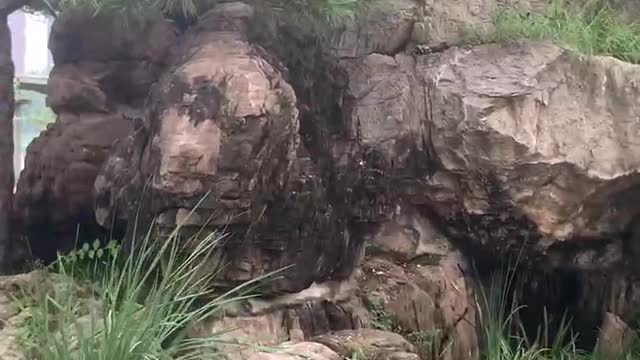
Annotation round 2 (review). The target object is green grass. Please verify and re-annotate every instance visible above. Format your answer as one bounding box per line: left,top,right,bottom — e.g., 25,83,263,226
346,348,366,360
476,264,640,360
18,219,274,360
466,0,640,64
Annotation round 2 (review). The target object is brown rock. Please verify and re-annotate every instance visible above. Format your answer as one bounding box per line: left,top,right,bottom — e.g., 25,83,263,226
189,279,369,359
191,312,290,360
14,112,133,261
418,41,640,254
596,312,638,357
47,61,163,113
49,10,176,64
360,255,478,360
331,0,416,57
96,4,360,294
248,342,340,360
312,329,418,359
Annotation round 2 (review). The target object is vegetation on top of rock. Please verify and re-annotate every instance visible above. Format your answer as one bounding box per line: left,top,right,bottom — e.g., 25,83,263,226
466,0,640,64
47,0,372,27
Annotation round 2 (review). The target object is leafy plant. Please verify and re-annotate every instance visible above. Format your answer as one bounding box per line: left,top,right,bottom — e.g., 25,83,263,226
406,330,450,360
346,348,366,360
51,239,120,282
366,299,401,333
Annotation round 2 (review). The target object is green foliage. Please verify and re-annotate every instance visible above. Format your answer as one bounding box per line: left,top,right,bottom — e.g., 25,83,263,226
365,299,449,359
365,299,401,333
346,348,366,360
52,239,120,281
470,0,640,64
20,223,273,360
406,330,450,360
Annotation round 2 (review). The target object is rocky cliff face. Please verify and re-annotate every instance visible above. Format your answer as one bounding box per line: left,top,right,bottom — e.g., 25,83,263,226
12,0,640,358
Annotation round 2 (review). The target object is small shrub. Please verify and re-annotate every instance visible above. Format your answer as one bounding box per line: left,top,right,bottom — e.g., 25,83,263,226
53,239,120,281
365,299,401,333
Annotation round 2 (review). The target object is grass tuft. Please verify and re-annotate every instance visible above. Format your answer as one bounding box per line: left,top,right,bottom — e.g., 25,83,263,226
20,219,273,360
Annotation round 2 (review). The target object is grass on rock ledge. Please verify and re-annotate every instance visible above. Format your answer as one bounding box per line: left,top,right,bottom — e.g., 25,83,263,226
464,0,640,64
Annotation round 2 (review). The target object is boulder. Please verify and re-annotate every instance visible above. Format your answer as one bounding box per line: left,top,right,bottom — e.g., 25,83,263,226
248,342,340,360
95,4,361,294
312,329,419,359
49,10,176,64
418,41,640,256
331,0,416,58
47,61,163,113
15,8,170,262
14,112,133,261
360,207,479,360
330,0,549,58
189,277,369,359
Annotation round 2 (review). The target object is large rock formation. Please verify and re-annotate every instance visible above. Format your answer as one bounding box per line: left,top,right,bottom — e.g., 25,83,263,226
13,10,175,261
95,3,358,294
13,0,640,358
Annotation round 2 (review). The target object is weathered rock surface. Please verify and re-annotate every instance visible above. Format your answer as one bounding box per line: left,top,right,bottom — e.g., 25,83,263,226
595,312,638,358
95,4,360,294
14,113,133,260
419,41,640,256
14,11,173,261
186,276,369,359
14,0,640,356
330,0,548,58
48,10,176,64
359,206,479,360
313,329,419,359
248,342,340,360
47,61,163,113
